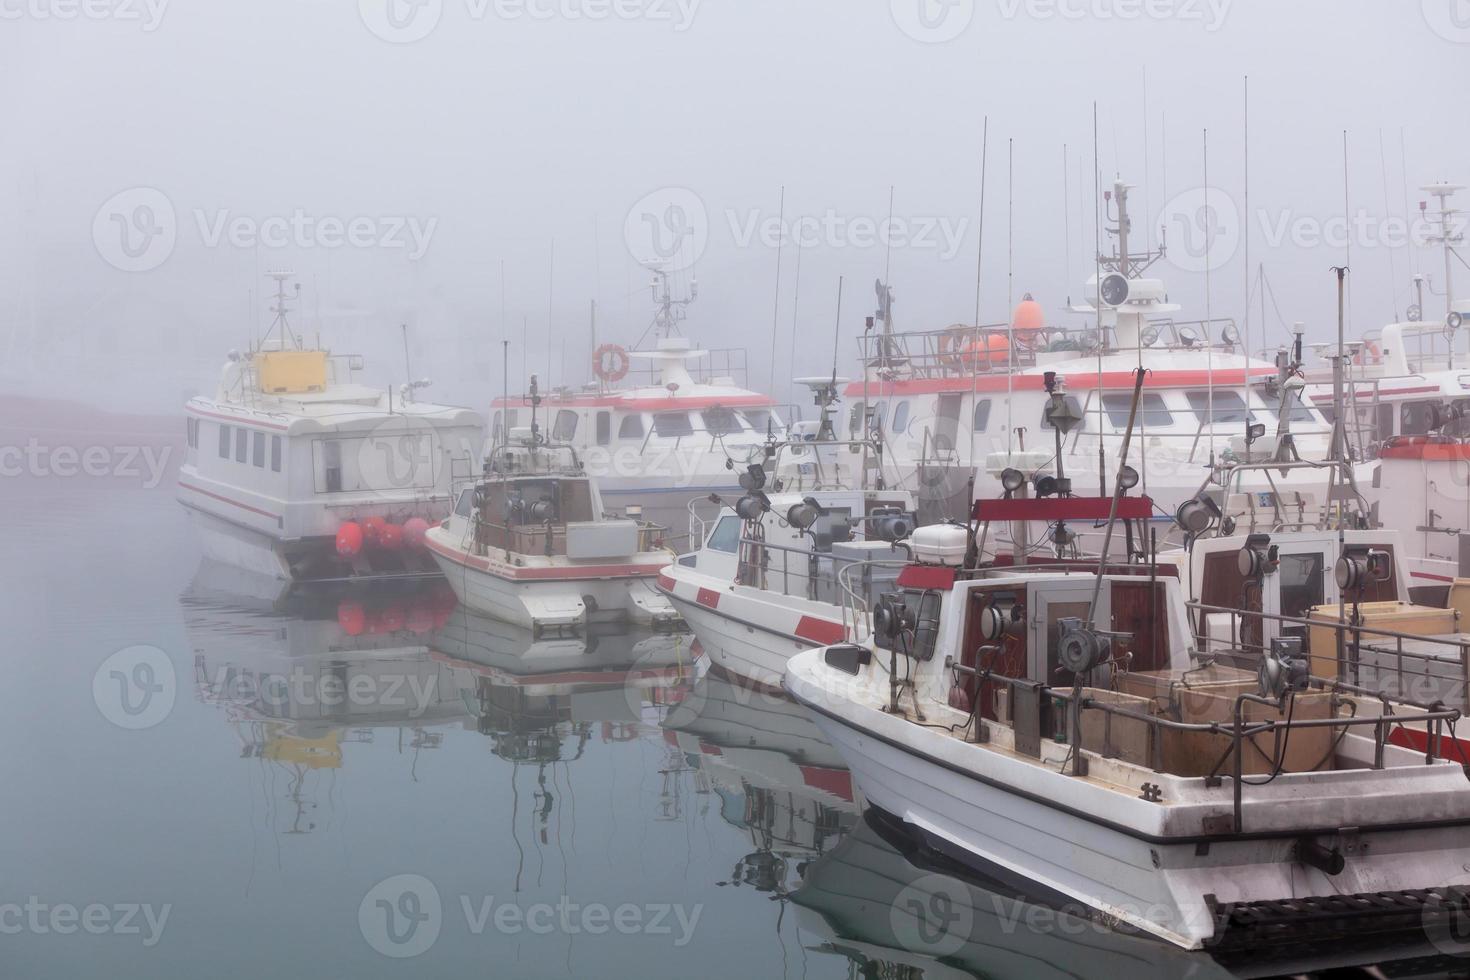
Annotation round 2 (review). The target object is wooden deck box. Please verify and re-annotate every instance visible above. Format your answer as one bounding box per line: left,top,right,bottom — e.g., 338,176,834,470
1078,688,1157,767
1307,602,1458,681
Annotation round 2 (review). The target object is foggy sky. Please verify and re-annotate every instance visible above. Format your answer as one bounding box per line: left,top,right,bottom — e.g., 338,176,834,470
3,0,1468,415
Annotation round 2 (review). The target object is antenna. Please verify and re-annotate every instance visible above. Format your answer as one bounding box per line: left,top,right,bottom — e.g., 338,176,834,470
768,186,785,393
263,271,302,350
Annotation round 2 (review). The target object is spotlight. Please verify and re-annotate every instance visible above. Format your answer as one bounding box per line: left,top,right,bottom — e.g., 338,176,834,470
738,463,767,492
1246,422,1267,446
1449,311,1464,331
786,499,821,531
1236,533,1275,579
1335,546,1392,591
735,494,769,521
1000,467,1026,494
1175,495,1221,536
1033,475,1059,498
1117,465,1139,491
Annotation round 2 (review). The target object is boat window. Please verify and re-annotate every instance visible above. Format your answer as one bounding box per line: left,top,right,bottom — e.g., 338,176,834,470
701,407,742,436
235,428,247,463
891,401,911,435
504,409,519,431
1102,393,1174,428
1278,552,1326,629
323,440,342,493
1255,387,1316,424
653,412,694,437
1401,400,1439,436
219,424,231,459
595,411,610,446
1187,390,1249,424
271,435,282,472
552,410,579,441
1039,396,1085,431
618,413,645,439
251,431,265,468
454,488,475,518
186,417,197,449
705,515,741,553
745,409,773,435
870,401,888,433
973,399,991,432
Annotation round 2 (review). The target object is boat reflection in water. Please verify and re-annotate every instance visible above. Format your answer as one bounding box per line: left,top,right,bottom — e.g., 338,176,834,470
662,652,859,901
183,562,471,833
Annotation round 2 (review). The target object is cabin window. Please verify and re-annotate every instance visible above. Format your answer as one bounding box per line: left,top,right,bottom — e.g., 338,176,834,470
705,516,741,553
504,409,519,431
973,399,992,432
595,411,611,446
745,409,773,435
1186,390,1249,425
1256,387,1316,424
552,410,579,441
270,435,282,472
701,407,742,436
323,440,342,493
454,488,475,518
251,431,265,468
618,414,645,439
219,424,231,459
653,412,694,438
1401,400,1439,436
891,401,911,435
870,401,888,432
235,428,247,463
186,417,198,449
1102,393,1174,429
1278,552,1326,628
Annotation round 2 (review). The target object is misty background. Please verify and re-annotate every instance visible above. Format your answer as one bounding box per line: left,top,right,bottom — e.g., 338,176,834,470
3,0,1467,418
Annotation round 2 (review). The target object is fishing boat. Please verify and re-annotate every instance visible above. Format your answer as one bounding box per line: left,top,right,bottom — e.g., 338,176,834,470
838,180,1338,542
177,273,483,581
782,469,1470,951
424,375,681,634
487,271,787,540
659,404,919,689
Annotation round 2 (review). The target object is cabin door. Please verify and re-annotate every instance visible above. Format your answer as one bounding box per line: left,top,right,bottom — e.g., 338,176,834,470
1030,585,1105,688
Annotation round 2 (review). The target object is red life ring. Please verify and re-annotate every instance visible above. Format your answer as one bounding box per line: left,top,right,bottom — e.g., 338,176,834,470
593,344,630,383
1354,340,1381,366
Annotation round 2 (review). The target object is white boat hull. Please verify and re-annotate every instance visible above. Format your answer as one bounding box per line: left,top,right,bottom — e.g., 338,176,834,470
183,505,294,579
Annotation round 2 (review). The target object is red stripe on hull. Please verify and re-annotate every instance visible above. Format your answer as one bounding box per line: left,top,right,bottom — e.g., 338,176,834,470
178,481,282,522
794,616,845,645
696,587,721,608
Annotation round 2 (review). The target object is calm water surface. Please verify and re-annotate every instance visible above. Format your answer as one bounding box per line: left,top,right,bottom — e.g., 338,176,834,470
3,480,1462,979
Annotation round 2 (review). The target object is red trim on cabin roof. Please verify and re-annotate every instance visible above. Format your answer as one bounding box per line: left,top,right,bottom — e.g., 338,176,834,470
1379,441,1470,461
896,565,957,590
185,406,292,431
973,495,1155,522
490,394,776,411
843,368,1276,399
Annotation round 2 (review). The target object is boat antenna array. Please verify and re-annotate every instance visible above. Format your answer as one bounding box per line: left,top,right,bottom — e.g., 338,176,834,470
261,271,304,351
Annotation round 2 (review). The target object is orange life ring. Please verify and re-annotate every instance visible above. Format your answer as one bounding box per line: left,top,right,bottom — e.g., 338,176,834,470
1354,341,1381,366
593,344,630,383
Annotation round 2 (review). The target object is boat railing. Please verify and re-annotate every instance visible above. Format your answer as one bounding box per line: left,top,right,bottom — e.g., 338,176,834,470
835,557,913,644
604,346,752,390
735,535,906,615
1187,599,1470,711
856,317,1240,382
943,654,1461,834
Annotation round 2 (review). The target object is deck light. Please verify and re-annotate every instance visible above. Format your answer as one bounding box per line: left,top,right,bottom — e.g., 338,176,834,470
1000,467,1026,494
1117,465,1139,491
735,494,769,522
1175,494,1220,536
786,499,821,531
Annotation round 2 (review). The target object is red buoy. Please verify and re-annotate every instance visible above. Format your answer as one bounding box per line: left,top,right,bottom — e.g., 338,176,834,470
402,517,430,549
336,521,364,559
361,516,387,546
337,600,367,636
378,522,404,550
377,602,406,633
405,601,435,634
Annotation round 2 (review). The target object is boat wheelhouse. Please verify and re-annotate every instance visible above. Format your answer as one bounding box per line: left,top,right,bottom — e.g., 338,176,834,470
783,494,1470,951
424,390,680,634
177,275,482,580
838,181,1336,538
